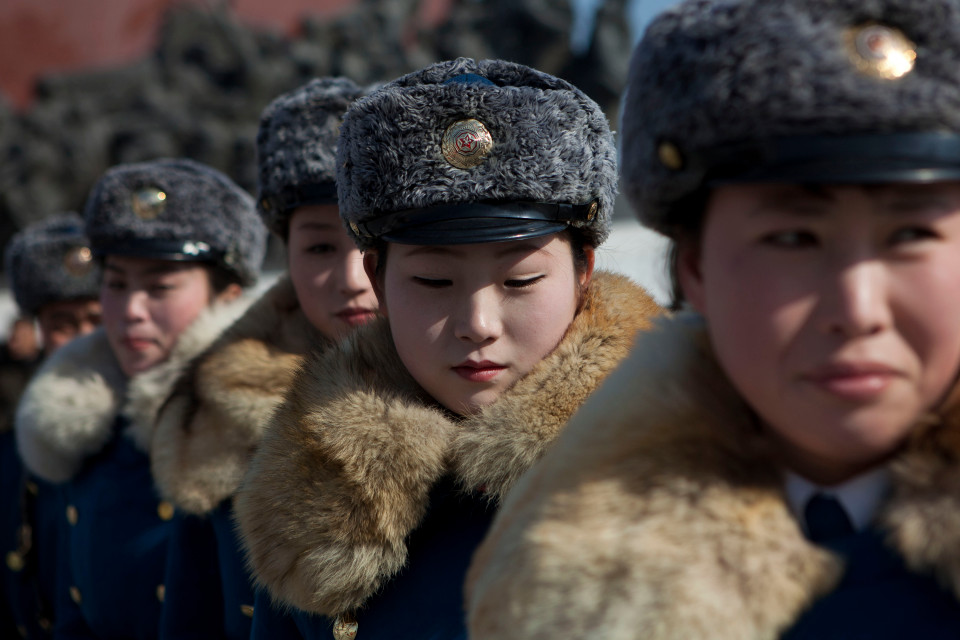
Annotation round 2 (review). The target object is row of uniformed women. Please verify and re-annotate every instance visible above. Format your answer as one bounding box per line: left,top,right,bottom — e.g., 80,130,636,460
6,55,665,639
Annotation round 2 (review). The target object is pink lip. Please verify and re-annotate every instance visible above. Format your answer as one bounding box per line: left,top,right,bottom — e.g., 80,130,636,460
452,360,507,383
122,336,154,351
802,361,899,401
335,308,377,327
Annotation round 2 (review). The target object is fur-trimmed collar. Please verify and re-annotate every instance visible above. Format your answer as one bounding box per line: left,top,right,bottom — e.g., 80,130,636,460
235,271,662,617
466,313,960,640
15,299,251,483
152,275,327,515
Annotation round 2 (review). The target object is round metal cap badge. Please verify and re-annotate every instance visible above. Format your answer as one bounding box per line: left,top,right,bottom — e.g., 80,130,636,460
846,23,916,80
132,187,168,220
442,119,494,169
63,246,94,278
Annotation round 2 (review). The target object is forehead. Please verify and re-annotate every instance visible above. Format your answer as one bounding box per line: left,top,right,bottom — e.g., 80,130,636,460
390,234,569,261
708,182,960,215
103,255,204,277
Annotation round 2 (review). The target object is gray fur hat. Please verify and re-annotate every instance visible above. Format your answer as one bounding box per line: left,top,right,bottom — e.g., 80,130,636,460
337,57,617,249
84,158,267,286
256,77,367,237
622,0,960,237
4,212,101,316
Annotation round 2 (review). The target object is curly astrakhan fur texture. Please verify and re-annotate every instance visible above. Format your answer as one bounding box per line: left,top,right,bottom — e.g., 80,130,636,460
467,313,960,640
5,212,100,315
337,58,617,249
235,271,662,617
84,158,267,285
256,78,366,236
151,276,326,515
622,0,960,234
15,299,250,483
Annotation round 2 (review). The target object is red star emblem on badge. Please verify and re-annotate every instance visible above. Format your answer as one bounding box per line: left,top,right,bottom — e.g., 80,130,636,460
455,131,479,155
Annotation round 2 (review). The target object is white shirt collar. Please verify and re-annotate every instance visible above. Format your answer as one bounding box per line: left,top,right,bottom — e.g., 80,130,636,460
784,466,891,534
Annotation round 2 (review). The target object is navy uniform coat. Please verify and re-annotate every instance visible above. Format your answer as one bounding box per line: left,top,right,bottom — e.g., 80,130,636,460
149,277,320,640
466,314,960,640
14,306,248,640
235,273,662,640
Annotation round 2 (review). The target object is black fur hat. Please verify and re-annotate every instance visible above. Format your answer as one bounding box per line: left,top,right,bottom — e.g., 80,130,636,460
256,77,367,238
336,58,617,249
5,212,101,316
622,0,960,237
84,158,267,286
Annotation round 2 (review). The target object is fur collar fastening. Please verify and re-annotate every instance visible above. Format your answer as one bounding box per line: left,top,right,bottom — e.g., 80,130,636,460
466,313,960,640
151,275,326,515
235,271,662,616
15,299,250,483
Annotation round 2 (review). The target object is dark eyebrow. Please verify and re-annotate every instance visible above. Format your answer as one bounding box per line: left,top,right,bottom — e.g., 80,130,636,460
293,222,339,231
750,185,836,217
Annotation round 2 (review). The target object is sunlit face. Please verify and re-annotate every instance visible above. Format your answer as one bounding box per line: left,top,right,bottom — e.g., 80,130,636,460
35,298,102,356
287,205,378,339
680,183,960,484
371,234,593,416
101,256,217,376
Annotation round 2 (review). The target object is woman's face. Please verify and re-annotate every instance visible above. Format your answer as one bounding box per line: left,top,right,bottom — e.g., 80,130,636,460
287,205,378,339
373,234,593,416
101,256,219,376
680,183,960,484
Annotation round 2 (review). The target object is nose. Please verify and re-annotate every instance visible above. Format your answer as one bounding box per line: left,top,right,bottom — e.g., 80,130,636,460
816,259,891,338
454,287,503,345
123,291,149,323
339,249,371,296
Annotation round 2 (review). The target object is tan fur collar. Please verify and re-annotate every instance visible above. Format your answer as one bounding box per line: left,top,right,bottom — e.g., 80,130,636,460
466,313,960,640
15,298,250,483
235,271,662,616
151,276,326,514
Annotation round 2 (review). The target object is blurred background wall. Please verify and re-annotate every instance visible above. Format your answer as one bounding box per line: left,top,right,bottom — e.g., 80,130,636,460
0,0,679,328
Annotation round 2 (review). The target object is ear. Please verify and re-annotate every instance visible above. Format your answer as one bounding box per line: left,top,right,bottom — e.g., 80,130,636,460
579,244,595,290
363,251,387,318
215,282,244,305
676,240,706,313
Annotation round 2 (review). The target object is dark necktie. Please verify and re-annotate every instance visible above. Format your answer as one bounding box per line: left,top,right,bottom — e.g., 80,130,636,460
804,493,855,543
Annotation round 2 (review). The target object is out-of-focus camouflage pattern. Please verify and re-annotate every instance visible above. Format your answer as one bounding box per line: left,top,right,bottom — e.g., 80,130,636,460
0,0,632,260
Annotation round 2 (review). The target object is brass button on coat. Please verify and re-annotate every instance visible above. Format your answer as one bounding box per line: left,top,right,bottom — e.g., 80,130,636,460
69,586,82,605
6,551,24,572
157,501,175,521
156,584,166,602
66,505,78,526
240,604,254,617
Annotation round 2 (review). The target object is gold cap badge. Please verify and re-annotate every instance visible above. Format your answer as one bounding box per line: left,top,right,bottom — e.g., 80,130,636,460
442,119,494,169
132,187,167,220
846,23,916,80
63,246,94,278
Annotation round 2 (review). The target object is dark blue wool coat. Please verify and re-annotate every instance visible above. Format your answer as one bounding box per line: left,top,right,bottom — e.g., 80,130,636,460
250,477,493,640
54,416,173,640
159,503,255,640
783,528,960,639
1,430,59,639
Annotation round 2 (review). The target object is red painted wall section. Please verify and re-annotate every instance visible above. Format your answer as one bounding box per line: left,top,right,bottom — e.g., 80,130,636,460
0,0,377,110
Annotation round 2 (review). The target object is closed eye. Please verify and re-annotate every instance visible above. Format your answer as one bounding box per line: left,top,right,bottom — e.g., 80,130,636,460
505,275,545,288
760,230,818,248
413,277,452,288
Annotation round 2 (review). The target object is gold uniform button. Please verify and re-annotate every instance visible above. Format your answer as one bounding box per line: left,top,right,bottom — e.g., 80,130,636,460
69,586,82,605
6,551,24,572
25,481,39,496
240,604,254,618
657,141,684,171
66,505,78,526
17,624,26,638
156,584,165,602
38,617,52,631
157,501,175,521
